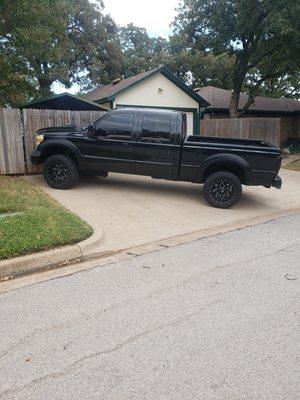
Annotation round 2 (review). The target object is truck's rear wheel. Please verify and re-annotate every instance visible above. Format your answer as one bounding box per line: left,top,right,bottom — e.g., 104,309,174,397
43,154,79,189
204,171,242,209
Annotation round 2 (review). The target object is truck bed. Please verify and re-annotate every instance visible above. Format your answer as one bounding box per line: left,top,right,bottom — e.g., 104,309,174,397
186,135,277,149
179,134,282,185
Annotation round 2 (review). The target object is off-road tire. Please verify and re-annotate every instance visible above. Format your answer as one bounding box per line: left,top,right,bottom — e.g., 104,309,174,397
204,171,242,209
43,154,79,189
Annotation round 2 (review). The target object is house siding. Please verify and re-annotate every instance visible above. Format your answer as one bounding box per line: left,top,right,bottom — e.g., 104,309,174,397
115,73,199,134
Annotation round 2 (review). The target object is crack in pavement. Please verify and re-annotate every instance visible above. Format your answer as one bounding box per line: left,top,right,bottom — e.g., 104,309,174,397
1,242,299,361
0,298,225,398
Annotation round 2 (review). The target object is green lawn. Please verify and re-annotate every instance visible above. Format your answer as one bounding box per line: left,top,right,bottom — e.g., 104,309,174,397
283,159,300,172
0,176,92,260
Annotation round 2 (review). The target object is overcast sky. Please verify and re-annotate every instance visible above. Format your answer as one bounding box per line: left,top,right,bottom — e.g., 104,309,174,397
53,0,180,94
103,0,180,38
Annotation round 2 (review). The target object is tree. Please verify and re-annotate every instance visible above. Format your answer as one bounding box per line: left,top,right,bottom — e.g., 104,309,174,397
256,73,300,99
70,0,123,90
119,23,168,77
0,0,123,106
167,33,235,88
173,0,300,117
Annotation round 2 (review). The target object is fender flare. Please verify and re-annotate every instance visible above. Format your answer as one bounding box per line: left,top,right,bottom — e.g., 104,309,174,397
38,139,85,169
195,153,252,184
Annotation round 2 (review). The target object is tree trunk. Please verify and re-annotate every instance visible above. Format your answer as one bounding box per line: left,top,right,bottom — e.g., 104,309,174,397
229,57,249,118
229,90,240,118
37,77,53,97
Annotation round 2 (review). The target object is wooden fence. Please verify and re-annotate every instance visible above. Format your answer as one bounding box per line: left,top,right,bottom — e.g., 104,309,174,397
0,108,25,174
0,108,105,175
201,117,280,146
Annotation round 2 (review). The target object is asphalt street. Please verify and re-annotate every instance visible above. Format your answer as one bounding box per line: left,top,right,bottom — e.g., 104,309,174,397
0,214,299,399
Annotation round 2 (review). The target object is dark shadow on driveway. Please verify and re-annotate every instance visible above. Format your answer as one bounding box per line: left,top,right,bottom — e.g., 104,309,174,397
78,173,269,210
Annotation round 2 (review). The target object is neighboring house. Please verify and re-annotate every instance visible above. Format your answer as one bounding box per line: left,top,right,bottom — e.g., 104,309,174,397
196,86,300,143
83,67,209,135
21,93,108,111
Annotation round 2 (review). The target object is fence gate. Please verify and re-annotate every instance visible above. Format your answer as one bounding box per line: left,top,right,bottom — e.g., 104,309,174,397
0,108,25,174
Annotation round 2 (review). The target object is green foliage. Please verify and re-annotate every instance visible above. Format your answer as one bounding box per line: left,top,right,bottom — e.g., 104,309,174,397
1,0,299,108
172,0,300,116
119,23,168,76
256,73,300,99
0,176,92,260
70,0,123,90
0,0,123,106
167,35,235,88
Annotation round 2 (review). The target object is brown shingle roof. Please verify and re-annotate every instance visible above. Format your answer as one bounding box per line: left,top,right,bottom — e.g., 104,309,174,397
83,68,161,102
196,86,300,114
83,67,209,107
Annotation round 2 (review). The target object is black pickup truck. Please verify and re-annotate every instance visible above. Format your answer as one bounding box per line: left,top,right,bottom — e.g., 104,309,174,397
31,108,282,208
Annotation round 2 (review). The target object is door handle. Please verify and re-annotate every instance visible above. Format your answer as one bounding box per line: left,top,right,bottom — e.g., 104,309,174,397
122,142,133,150
122,142,132,150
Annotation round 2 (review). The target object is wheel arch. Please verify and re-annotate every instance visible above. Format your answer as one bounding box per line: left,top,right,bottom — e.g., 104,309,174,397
197,154,251,185
38,140,84,170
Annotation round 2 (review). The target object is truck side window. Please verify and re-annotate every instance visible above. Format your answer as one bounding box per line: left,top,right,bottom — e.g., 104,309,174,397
141,114,171,143
95,112,133,140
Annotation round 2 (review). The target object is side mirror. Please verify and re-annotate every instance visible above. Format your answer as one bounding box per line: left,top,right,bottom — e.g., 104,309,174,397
86,125,96,139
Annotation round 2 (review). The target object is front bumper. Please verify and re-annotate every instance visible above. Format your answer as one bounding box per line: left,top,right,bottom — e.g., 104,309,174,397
272,175,282,189
31,150,42,165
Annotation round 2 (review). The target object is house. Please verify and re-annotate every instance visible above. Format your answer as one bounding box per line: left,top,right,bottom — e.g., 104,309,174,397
21,93,108,111
195,86,300,143
83,67,209,135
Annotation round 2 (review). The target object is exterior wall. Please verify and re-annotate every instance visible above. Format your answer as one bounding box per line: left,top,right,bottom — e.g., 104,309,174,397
280,116,300,144
115,72,199,134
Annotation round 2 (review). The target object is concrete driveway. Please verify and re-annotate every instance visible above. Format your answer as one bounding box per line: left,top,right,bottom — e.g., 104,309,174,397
28,168,300,255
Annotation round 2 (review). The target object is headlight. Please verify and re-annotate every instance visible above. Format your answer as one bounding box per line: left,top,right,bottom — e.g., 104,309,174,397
36,134,44,145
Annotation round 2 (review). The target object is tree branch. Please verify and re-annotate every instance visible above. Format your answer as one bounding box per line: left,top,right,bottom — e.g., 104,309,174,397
248,45,279,69
238,73,280,116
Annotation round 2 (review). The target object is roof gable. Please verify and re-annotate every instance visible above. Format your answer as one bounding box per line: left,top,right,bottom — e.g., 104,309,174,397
84,67,209,107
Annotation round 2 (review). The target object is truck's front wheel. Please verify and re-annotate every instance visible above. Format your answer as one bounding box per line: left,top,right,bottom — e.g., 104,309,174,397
204,171,242,209
43,154,79,189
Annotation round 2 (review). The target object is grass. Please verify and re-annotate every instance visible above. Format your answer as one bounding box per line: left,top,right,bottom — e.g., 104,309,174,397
283,159,300,172
0,176,93,260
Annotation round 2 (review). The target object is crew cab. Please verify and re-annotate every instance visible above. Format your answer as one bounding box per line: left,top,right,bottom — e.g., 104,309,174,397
31,108,282,208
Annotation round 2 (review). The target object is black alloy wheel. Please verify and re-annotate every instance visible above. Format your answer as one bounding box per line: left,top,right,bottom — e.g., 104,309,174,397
204,171,242,208
43,154,79,189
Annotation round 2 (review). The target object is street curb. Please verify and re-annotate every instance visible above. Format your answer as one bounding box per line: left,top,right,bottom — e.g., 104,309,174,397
76,226,105,259
0,228,104,279
0,207,299,292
